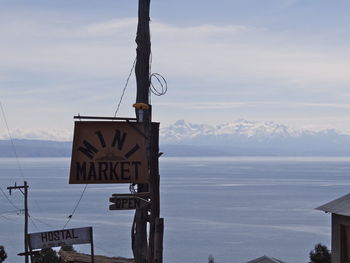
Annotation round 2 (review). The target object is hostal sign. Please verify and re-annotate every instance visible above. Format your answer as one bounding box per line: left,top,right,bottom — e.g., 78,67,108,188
69,121,148,184
28,227,92,250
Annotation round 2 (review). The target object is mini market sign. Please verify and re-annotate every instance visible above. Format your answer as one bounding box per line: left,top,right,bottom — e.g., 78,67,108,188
69,121,148,184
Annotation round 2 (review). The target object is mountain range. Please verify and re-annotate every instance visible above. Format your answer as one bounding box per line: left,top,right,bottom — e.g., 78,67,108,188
1,119,350,157
160,119,350,156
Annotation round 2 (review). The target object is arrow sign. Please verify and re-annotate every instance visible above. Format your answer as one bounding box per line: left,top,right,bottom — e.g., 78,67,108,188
18,251,40,256
109,195,149,210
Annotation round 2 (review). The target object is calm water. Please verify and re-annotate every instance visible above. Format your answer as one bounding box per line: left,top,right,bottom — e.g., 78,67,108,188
1,156,350,263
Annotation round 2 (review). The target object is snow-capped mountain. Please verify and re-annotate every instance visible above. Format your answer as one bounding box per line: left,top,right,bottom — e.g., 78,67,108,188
161,119,300,144
1,120,350,157
160,120,350,156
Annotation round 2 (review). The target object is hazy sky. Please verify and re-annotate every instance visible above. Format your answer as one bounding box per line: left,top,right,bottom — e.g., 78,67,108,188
1,0,350,140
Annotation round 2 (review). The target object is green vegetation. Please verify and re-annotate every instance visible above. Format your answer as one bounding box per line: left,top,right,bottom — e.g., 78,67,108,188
0,246,7,262
60,245,76,252
309,243,331,263
32,248,59,263
31,246,75,263
208,254,217,263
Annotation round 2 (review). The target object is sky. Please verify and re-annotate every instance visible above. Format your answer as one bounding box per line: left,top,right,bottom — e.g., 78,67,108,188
1,0,350,140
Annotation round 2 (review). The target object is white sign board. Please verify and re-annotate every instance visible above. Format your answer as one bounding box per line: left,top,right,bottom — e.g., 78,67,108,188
109,195,149,210
28,227,92,250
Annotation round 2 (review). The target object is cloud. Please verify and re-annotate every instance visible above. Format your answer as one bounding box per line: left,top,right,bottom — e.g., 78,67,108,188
1,8,350,133
0,128,72,141
83,18,137,37
299,103,350,109
157,101,350,111
0,16,137,77
1,12,349,89
150,21,350,90
157,101,247,110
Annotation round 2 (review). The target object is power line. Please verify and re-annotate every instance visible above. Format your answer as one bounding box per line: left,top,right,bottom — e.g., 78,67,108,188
29,214,55,228
29,216,39,231
150,73,168,96
63,184,88,229
0,101,25,180
0,209,21,215
0,214,13,221
0,185,20,210
0,101,45,225
114,58,136,117
95,245,116,256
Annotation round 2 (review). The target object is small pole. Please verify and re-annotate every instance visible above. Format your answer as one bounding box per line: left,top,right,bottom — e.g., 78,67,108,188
7,181,29,263
148,122,160,262
90,227,94,263
154,218,164,263
28,238,33,263
24,181,28,263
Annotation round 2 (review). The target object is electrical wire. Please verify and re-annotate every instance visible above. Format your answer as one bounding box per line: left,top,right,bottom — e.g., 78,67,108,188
62,184,88,229
0,209,21,215
0,215,13,221
0,101,25,181
0,101,54,230
94,245,116,255
1,101,87,232
0,185,20,210
29,215,39,231
29,214,55,228
0,209,23,221
148,49,168,100
114,58,137,117
150,73,167,96
148,51,153,103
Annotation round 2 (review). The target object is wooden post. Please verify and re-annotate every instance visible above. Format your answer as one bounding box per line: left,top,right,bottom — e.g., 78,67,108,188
154,218,164,263
134,0,151,263
90,227,94,263
134,1,164,262
7,181,29,263
148,123,160,262
135,0,151,108
24,181,28,263
28,238,33,263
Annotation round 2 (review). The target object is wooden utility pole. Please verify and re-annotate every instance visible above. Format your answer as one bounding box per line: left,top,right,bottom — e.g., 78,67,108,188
135,0,151,109
133,1,163,263
133,0,151,262
148,122,160,263
8,181,29,263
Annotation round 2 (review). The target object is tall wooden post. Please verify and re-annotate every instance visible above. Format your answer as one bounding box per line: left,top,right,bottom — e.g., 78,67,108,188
24,181,28,263
8,181,29,263
135,0,151,108
133,1,163,262
148,123,160,262
134,0,151,263
154,218,164,263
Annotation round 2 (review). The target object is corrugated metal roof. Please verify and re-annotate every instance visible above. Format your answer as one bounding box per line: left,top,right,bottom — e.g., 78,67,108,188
59,250,135,263
246,255,287,263
316,193,350,216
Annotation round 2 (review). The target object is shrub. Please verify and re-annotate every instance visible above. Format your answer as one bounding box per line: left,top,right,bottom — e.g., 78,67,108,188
0,246,7,262
309,243,331,263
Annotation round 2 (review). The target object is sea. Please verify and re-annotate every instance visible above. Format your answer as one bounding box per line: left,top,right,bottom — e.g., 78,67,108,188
1,156,350,263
